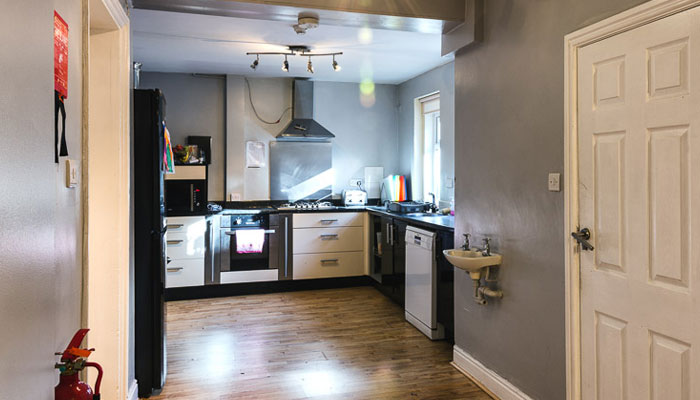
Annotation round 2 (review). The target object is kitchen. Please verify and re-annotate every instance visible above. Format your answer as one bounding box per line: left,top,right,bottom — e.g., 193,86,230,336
130,3,478,399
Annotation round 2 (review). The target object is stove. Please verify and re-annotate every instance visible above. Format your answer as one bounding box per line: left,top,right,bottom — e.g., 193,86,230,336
277,201,336,211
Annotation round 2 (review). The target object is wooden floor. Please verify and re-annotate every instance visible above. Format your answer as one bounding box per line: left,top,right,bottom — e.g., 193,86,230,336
150,286,491,400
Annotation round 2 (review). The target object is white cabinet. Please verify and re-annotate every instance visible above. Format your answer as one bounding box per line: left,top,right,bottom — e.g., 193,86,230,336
293,227,364,254
165,216,206,288
293,252,364,280
292,212,365,280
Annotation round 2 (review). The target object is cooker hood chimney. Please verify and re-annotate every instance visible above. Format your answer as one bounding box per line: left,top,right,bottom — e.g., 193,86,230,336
277,79,335,141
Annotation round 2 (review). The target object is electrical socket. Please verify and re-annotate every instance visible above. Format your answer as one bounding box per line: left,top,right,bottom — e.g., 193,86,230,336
349,178,363,188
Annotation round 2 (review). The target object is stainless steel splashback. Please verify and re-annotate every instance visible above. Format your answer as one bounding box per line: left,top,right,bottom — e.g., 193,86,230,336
270,142,332,201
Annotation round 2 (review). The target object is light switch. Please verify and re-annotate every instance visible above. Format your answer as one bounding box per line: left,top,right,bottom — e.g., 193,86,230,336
548,173,561,192
446,177,454,189
65,159,78,188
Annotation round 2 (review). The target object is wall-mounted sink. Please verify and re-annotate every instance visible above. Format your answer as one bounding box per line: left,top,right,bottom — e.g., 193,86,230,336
443,249,502,279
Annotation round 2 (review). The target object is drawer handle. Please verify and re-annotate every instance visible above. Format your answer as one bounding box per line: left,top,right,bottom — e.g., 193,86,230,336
321,258,339,264
166,267,184,272
320,234,339,240
167,224,184,229
225,229,276,236
167,240,183,245
320,219,338,224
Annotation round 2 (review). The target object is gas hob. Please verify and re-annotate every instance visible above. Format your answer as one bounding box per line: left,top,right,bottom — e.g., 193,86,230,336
277,201,336,211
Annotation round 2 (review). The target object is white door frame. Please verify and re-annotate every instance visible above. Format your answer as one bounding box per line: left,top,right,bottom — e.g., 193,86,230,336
564,1,700,399
81,0,131,398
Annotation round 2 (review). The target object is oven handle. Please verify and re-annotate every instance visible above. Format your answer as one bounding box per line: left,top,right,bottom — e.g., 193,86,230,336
225,229,276,236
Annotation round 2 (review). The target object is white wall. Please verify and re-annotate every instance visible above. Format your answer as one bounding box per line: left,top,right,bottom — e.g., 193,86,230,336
225,77,400,200
0,1,83,396
139,72,226,200
398,62,455,207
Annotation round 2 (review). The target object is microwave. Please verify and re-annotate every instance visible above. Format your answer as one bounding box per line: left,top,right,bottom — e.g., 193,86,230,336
165,165,208,214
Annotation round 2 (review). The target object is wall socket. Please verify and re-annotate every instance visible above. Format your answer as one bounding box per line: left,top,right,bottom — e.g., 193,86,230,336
548,173,561,192
229,192,242,201
349,178,363,188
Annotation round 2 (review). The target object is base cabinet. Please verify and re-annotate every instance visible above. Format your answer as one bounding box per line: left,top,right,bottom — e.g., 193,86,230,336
292,212,365,280
165,216,207,288
371,215,406,306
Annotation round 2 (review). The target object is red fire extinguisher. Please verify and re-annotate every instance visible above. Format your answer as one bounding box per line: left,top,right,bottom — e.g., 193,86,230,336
54,329,103,400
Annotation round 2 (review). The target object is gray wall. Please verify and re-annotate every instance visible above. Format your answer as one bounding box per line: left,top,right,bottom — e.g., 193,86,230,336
314,81,400,196
225,77,400,200
452,1,647,399
398,62,455,206
140,72,226,201
0,0,84,397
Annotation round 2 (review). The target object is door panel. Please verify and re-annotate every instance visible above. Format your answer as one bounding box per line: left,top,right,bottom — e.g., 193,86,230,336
578,7,700,399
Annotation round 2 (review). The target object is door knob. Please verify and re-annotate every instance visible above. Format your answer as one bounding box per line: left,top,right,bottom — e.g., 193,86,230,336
571,227,594,251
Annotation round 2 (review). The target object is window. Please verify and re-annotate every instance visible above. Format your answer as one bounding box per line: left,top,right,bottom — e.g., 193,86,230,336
416,93,441,204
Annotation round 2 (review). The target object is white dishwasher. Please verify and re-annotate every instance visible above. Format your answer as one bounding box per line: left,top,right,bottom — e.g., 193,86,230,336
405,226,444,340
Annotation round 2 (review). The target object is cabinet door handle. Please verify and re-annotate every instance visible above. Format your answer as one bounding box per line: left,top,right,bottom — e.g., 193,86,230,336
167,240,183,245
166,224,184,229
321,259,339,264
320,234,339,240
166,267,184,272
320,219,338,224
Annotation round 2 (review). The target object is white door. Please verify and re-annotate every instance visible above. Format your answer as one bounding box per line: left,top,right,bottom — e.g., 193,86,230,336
578,7,700,399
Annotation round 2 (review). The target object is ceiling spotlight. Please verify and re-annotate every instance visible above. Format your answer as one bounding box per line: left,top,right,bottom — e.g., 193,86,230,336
307,57,314,74
332,55,341,72
250,55,259,70
282,55,289,72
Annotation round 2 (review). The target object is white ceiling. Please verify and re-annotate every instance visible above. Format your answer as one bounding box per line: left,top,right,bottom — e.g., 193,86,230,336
131,9,453,85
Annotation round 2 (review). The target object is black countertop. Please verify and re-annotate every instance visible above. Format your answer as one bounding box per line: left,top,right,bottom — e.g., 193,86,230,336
168,203,455,232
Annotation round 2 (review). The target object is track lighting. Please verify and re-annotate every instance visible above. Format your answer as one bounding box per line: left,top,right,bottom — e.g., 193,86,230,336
282,55,289,72
247,47,342,73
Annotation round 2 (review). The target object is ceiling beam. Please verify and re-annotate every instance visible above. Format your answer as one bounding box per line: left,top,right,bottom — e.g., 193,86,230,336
131,0,464,34
225,0,465,22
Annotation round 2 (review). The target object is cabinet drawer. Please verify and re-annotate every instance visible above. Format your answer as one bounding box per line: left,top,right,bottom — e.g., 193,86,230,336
165,232,205,259
293,227,363,254
165,216,206,234
293,252,364,280
165,258,204,288
293,212,363,228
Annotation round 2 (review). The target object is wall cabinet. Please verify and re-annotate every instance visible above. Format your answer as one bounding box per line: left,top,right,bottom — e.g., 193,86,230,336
292,212,365,280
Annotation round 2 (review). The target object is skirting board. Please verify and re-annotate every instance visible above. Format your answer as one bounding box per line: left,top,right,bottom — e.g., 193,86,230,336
452,346,533,400
128,380,138,400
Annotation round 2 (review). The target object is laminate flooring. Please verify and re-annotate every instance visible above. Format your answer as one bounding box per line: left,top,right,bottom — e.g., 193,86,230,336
150,286,491,400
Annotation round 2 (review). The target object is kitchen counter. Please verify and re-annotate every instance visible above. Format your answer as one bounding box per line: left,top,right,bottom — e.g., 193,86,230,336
169,203,455,232
365,207,454,231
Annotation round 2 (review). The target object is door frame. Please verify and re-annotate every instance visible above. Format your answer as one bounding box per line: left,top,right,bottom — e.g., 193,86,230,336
564,1,700,399
81,0,131,398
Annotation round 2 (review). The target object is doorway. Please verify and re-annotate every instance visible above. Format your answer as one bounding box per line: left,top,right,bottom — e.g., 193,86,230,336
565,1,700,398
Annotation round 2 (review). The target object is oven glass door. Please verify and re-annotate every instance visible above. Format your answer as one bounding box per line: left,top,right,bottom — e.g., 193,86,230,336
220,227,271,272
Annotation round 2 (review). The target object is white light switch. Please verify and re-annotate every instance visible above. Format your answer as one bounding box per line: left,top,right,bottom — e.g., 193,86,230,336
548,173,561,192
446,177,454,189
66,159,78,188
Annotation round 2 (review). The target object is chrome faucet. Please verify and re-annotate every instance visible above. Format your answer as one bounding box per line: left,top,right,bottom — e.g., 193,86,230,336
427,192,439,213
461,233,471,250
480,238,492,256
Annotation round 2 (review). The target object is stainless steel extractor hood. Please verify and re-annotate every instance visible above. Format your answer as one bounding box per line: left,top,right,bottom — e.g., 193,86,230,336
277,79,335,141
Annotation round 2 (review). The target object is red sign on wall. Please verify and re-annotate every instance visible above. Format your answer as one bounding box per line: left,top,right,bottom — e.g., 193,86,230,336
54,11,69,99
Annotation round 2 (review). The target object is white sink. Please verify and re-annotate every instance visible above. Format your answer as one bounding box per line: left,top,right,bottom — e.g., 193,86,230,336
443,249,502,278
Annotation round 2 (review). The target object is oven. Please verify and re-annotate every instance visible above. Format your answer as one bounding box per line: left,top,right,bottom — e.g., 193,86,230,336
215,213,278,273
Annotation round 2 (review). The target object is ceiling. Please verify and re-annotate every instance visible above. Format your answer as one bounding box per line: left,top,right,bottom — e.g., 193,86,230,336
131,9,453,84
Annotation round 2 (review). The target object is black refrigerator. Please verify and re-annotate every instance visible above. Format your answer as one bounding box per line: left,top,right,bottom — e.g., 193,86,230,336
134,89,167,398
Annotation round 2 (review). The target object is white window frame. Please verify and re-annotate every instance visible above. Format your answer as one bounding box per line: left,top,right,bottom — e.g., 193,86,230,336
412,92,441,204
